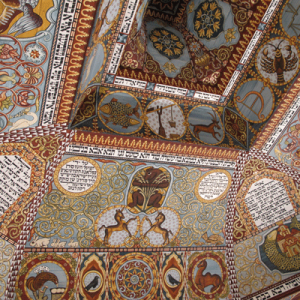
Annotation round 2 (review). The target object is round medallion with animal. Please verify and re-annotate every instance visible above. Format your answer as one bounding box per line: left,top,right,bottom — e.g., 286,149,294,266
187,252,229,299
15,254,76,300
127,166,171,214
188,105,224,145
98,91,143,135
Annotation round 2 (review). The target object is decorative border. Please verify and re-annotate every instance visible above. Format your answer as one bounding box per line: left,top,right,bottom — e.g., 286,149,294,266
4,127,74,300
40,0,83,126
66,144,237,169
69,130,240,163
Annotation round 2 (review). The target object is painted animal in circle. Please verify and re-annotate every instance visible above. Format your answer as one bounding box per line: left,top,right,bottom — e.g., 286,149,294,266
194,260,222,293
98,208,137,245
143,211,172,246
261,40,298,84
129,167,170,209
190,111,221,141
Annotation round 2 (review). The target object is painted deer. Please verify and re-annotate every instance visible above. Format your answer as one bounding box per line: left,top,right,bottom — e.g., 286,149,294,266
194,260,222,293
191,111,221,141
98,208,136,245
143,212,172,246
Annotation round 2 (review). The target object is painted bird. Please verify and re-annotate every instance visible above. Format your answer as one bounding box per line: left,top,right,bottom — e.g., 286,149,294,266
168,274,180,286
84,276,99,291
8,3,42,36
26,271,58,292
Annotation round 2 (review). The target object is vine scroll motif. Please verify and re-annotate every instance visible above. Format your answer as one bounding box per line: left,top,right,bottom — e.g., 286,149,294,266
165,168,226,246
0,239,14,297
33,161,136,247
234,235,282,296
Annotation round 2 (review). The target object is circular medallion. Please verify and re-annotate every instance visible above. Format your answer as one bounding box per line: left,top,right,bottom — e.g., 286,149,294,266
149,28,184,59
95,205,140,247
98,91,143,135
280,1,300,41
54,156,101,196
195,169,231,203
188,105,224,145
164,268,181,288
109,253,158,300
256,38,299,86
234,79,275,123
145,98,186,140
187,252,228,299
16,253,76,300
83,270,103,293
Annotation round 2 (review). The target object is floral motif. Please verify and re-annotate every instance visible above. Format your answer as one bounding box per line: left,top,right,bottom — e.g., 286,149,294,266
0,44,19,60
189,41,201,53
150,28,184,59
163,62,177,73
194,0,224,39
24,44,46,63
225,28,236,42
121,51,138,69
23,67,42,84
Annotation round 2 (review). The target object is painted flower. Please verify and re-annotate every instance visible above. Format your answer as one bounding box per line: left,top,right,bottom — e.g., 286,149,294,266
24,44,46,63
225,28,236,43
23,67,42,84
30,50,40,59
0,44,19,60
189,41,201,53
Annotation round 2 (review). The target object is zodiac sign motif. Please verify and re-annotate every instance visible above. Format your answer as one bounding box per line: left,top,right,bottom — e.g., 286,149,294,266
190,110,221,141
261,40,298,84
236,85,265,121
143,212,172,246
98,208,137,245
195,260,222,292
26,271,59,300
128,167,171,212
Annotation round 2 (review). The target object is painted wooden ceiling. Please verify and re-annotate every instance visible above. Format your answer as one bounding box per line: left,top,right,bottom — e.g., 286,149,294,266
1,0,300,299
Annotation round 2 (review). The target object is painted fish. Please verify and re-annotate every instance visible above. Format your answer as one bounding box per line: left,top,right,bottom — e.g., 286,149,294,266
100,98,140,118
101,114,140,128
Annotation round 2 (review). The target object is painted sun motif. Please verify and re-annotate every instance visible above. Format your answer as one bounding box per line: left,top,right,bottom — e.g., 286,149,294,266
194,0,224,39
150,28,184,59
